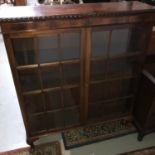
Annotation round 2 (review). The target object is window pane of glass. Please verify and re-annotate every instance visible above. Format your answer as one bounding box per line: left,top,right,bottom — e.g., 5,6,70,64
64,108,80,126
41,65,61,88
107,58,140,78
63,87,80,107
38,35,59,63
92,30,109,58
63,63,80,85
12,38,36,65
18,68,41,91
47,111,64,129
23,93,45,114
122,79,135,96
89,78,135,104
40,49,59,63
44,90,62,111
123,58,140,76
89,83,105,103
129,26,150,53
61,32,80,60
28,114,47,135
104,80,122,100
90,60,106,81
88,98,132,120
110,29,129,56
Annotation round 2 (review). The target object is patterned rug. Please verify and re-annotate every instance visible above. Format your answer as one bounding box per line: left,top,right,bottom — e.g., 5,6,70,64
62,118,136,149
0,141,62,155
119,146,155,155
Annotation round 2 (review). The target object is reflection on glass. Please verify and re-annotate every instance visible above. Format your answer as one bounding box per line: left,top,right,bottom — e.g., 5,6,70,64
108,60,125,78
13,32,81,66
38,32,80,63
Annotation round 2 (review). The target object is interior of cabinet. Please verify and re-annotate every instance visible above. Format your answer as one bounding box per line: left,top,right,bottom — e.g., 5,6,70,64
10,24,151,136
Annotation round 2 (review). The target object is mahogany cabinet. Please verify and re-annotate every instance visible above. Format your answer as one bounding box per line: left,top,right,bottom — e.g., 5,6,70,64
0,2,155,147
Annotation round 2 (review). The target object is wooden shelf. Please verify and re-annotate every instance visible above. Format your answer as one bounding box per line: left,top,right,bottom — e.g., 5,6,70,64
91,51,141,62
90,94,134,105
22,84,80,95
16,59,80,70
90,75,137,85
31,105,80,117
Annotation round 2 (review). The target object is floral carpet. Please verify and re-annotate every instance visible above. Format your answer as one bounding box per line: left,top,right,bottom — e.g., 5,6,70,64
62,118,136,149
120,146,155,155
0,141,61,155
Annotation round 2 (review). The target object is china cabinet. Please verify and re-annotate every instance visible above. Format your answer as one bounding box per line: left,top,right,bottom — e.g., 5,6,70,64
0,1,155,147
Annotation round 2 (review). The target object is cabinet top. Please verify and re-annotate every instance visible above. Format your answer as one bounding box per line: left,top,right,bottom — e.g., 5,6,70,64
0,1,155,23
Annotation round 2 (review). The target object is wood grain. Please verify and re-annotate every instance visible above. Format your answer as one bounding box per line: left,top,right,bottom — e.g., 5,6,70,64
0,1,155,23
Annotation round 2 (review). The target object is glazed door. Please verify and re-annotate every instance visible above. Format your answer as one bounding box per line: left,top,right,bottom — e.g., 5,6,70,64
86,25,151,122
8,24,151,135
11,29,83,136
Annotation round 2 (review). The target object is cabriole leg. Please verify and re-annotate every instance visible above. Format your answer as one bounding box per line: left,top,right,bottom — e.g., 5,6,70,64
137,133,144,141
27,139,35,151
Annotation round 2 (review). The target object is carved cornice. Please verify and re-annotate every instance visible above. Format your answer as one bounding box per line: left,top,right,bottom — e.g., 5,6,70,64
0,9,155,23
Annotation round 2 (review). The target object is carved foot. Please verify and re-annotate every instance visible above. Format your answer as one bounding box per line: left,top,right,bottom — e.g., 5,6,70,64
137,133,144,141
27,139,35,151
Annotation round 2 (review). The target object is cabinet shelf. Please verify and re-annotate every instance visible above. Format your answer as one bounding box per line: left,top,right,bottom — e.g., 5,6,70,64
31,105,80,116
91,51,142,62
88,96,134,120
90,94,134,105
90,75,137,85
22,84,80,95
16,59,80,70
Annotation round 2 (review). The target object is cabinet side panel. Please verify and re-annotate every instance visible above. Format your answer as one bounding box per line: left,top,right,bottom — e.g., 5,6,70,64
2,33,31,139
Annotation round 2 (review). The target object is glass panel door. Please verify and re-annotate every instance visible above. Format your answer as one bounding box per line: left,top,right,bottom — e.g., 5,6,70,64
88,25,150,121
12,29,82,135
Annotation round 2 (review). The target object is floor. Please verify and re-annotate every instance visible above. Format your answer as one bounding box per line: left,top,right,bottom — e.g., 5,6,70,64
0,33,155,155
